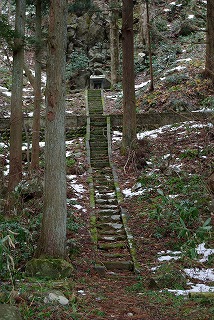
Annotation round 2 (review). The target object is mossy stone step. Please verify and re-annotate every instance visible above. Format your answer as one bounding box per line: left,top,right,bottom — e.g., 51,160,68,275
93,177,114,184
96,223,125,234
97,214,121,221
98,241,127,250
94,167,112,174
88,94,102,98
90,136,107,142
98,234,127,242
90,127,107,133
96,229,126,237
95,198,118,205
98,208,120,215
103,253,129,259
91,161,110,168
90,142,108,148
90,139,108,144
96,204,119,210
94,187,114,194
90,115,107,122
95,192,116,198
103,260,134,271
91,150,109,157
97,216,121,224
89,111,103,115
90,120,107,126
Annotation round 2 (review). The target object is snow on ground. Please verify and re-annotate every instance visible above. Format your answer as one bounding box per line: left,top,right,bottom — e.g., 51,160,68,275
157,243,214,295
113,121,213,198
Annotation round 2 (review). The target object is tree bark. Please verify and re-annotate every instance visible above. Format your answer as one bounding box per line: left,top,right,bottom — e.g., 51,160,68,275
109,0,120,86
8,0,26,192
146,0,154,91
205,0,214,84
31,0,42,171
139,2,148,47
122,0,136,152
36,0,67,258
23,63,35,89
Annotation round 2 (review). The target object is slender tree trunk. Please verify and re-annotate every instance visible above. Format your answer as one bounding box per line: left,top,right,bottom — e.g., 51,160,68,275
23,63,35,89
36,0,67,258
110,0,120,86
122,0,136,152
205,0,214,84
31,0,42,171
8,0,26,192
139,2,148,46
146,0,154,91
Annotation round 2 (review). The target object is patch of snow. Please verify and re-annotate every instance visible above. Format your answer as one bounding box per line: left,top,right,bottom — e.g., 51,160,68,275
26,112,34,117
71,183,85,194
77,290,86,296
175,58,192,63
158,255,180,261
184,268,214,282
197,243,214,262
192,108,214,112
168,283,214,295
165,66,186,74
39,142,45,148
135,80,150,90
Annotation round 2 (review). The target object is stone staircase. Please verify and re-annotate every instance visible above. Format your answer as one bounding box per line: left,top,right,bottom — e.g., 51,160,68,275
86,89,136,273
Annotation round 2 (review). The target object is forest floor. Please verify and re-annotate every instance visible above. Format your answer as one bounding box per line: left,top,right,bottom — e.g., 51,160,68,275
1,87,214,319
1,2,214,318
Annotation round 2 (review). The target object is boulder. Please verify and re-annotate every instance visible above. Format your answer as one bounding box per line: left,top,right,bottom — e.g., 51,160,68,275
44,290,69,306
25,258,73,280
0,305,22,320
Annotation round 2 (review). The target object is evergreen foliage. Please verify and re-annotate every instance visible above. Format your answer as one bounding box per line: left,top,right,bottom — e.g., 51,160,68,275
68,0,98,16
0,14,15,47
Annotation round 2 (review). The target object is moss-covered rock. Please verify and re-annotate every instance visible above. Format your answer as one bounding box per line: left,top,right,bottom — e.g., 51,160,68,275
149,263,187,290
25,258,73,280
0,305,22,320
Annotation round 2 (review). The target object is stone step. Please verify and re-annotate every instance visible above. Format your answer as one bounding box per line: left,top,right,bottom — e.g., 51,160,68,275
96,229,126,236
98,208,120,215
90,128,107,135
97,214,121,222
94,178,114,184
90,143,108,149
103,260,134,271
95,191,116,199
90,137,107,144
91,162,110,168
98,234,127,242
96,204,119,210
95,198,118,205
90,120,107,127
98,241,127,250
102,253,129,259
91,150,109,157
96,223,125,234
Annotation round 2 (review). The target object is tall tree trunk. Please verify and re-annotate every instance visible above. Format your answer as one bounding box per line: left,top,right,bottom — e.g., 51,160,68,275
146,0,154,91
122,0,136,152
139,2,148,47
36,0,67,258
8,0,26,192
110,0,120,86
31,0,42,171
205,0,214,84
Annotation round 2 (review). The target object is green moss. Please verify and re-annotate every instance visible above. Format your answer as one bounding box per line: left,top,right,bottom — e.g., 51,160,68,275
90,214,97,245
25,258,73,280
